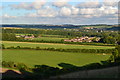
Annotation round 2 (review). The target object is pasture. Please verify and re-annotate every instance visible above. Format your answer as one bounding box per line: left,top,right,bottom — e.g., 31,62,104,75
3,41,115,49
33,37,68,42
2,49,111,68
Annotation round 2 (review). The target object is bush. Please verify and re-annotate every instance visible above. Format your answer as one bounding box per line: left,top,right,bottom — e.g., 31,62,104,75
16,63,28,70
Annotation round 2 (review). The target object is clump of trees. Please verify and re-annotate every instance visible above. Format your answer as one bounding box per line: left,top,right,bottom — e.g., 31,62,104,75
2,33,17,41
107,45,120,63
2,61,29,71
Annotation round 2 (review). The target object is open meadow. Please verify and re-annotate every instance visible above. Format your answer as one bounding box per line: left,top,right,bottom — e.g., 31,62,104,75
32,37,68,42
2,49,111,68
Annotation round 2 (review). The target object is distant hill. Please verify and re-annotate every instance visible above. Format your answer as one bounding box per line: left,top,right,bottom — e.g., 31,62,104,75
0,24,115,29
105,26,120,31
1,24,81,29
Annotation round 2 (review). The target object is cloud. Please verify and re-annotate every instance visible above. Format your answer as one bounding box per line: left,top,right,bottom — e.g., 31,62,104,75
103,7,118,14
79,5,118,18
103,0,118,6
80,8,96,15
2,14,17,18
2,0,118,24
37,6,58,17
31,0,46,9
52,0,70,7
26,6,58,18
60,7,71,16
11,2,32,10
27,13,38,17
77,1,100,8
11,0,46,10
71,6,79,15
0,6,4,10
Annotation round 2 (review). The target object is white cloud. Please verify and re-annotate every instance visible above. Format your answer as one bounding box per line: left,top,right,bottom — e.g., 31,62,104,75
83,15,93,18
79,5,118,18
71,6,79,15
26,6,58,18
98,6,118,15
11,2,32,10
104,7,118,14
103,0,118,6
60,7,71,16
11,0,46,10
27,13,38,17
3,0,118,24
52,0,70,7
37,7,58,17
77,1,100,8
31,0,46,9
80,8,96,15
2,14,17,18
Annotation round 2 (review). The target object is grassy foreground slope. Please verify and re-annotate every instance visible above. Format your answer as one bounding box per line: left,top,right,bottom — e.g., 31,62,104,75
3,41,115,49
2,50,111,68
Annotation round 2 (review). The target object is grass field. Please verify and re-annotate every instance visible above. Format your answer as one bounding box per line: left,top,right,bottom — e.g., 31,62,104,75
16,34,68,41
2,49,111,68
41,34,66,38
33,37,68,42
3,41,115,49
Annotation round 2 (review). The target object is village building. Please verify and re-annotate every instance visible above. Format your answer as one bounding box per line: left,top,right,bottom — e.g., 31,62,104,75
64,36,100,43
16,34,35,40
24,34,35,40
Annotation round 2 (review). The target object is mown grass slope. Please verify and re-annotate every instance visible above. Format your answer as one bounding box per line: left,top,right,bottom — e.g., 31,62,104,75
2,50,111,68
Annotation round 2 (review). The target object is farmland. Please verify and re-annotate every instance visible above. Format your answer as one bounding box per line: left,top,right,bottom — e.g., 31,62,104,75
2,49,111,68
3,41,115,49
32,37,68,42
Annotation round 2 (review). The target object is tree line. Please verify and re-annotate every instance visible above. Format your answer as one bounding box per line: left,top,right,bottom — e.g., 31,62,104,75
2,45,115,54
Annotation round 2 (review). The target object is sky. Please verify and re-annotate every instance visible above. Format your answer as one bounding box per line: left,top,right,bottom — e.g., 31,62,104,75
0,0,119,25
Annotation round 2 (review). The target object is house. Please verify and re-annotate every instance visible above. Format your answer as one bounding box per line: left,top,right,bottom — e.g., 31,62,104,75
16,34,35,40
24,34,35,40
64,36,100,43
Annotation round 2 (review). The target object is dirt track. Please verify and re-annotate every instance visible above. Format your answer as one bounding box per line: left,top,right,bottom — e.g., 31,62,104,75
0,68,21,74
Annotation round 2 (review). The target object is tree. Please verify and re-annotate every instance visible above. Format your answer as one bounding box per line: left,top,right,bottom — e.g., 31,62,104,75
2,44,5,49
107,45,120,63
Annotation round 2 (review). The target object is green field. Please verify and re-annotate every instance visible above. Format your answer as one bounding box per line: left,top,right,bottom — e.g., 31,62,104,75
2,49,111,68
3,41,115,49
33,37,68,42
41,34,66,38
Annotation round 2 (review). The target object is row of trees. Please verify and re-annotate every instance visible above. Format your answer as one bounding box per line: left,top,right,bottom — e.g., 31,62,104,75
2,45,115,54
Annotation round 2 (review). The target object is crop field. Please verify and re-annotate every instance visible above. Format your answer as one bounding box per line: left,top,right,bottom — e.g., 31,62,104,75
41,34,66,38
3,41,115,49
33,37,68,42
2,49,111,68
